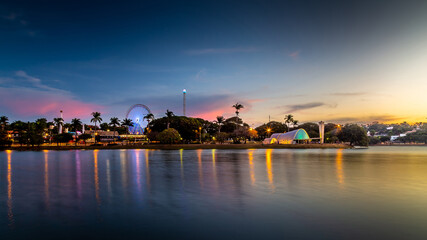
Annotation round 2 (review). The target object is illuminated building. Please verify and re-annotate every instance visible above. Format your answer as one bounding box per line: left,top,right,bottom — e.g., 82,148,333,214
262,129,310,144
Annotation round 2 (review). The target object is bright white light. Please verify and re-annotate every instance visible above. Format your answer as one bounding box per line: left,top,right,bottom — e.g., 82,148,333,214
183,89,187,93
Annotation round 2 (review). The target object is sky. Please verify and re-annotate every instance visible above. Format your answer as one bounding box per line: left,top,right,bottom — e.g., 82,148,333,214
1,0,427,126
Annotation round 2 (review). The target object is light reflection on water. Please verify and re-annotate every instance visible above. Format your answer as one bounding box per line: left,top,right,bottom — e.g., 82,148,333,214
336,149,344,186
6,150,13,227
265,149,274,191
1,147,427,239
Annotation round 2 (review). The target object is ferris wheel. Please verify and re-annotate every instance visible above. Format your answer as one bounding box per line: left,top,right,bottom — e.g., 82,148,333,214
125,104,152,134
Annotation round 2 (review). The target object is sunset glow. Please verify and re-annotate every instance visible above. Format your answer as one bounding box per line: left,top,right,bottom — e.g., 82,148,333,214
0,1,425,124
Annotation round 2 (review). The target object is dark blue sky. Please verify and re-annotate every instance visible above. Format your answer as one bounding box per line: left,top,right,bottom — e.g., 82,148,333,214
1,0,426,124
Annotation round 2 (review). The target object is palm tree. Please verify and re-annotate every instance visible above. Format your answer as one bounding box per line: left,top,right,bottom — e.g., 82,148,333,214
71,118,82,132
284,114,294,130
292,120,299,128
109,117,120,142
165,109,174,129
232,103,244,117
142,113,154,143
71,118,82,146
121,118,133,133
215,116,225,133
143,113,154,126
0,116,9,131
91,112,102,131
53,117,64,133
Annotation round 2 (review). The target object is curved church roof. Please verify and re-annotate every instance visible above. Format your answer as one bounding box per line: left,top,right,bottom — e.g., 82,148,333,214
263,129,310,144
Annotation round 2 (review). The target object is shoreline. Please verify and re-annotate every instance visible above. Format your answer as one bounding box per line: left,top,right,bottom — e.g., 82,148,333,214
1,143,351,151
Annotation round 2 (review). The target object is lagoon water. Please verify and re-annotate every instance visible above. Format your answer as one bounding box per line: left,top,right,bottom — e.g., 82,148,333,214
1,147,427,239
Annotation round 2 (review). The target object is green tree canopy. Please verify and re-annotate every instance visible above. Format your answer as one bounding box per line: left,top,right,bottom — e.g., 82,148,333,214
397,130,427,143
78,133,92,145
149,116,204,141
157,128,181,144
54,133,74,145
255,121,288,137
295,122,320,138
338,124,369,146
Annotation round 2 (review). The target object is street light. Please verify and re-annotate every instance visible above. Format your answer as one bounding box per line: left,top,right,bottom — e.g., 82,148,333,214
267,128,271,137
199,126,202,143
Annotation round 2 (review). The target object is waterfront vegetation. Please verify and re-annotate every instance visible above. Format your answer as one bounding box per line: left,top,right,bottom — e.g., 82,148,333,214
1,104,425,149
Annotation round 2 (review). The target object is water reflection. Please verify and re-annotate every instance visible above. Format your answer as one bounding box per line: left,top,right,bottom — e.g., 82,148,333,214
336,149,344,186
44,150,49,209
106,158,112,199
197,149,203,188
76,151,82,200
212,149,218,190
2,148,427,239
248,149,256,186
120,150,128,190
265,149,275,190
145,150,151,191
93,150,100,204
6,150,13,227
135,149,142,196
180,149,184,182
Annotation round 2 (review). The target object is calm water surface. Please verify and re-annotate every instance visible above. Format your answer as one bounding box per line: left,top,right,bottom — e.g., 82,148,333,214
1,147,427,239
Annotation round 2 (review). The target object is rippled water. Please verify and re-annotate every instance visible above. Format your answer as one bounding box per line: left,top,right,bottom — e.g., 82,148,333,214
1,147,427,239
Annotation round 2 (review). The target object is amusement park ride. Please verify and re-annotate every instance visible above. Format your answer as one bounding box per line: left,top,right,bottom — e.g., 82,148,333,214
125,104,152,135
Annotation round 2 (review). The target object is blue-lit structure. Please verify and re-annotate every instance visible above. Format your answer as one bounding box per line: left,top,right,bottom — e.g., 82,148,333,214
125,104,152,135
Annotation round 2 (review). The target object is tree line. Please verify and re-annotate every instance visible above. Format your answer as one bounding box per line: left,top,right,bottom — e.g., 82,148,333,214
1,102,373,146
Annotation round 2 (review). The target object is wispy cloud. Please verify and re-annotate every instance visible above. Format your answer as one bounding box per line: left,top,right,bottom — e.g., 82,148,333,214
194,68,207,81
284,102,330,113
329,92,367,96
2,12,27,26
288,50,300,59
1,12,36,37
15,70,67,93
0,87,104,120
185,47,257,55
0,72,104,120
0,77,13,84
326,114,405,123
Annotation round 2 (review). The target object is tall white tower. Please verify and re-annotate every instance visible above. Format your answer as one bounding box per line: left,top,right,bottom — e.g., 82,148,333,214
183,89,186,116
319,121,325,144
59,110,63,134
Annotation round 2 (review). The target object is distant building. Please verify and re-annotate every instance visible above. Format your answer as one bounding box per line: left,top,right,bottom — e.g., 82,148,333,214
84,130,119,142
